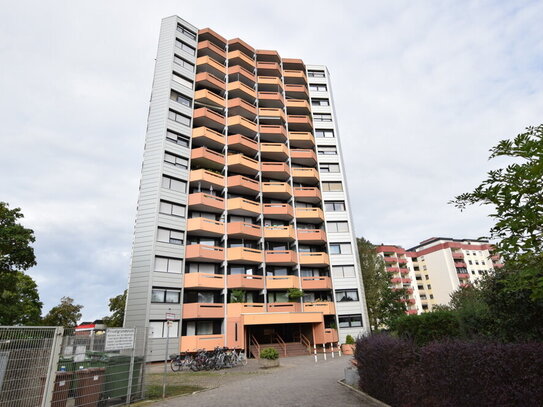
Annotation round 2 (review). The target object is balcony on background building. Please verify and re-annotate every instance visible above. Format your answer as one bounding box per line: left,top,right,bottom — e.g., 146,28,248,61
260,143,289,161
191,147,225,170
227,247,263,264
227,81,257,103
457,273,470,279
295,207,324,223
187,217,225,237
259,124,288,142
196,55,226,79
197,40,226,63
286,99,311,115
290,149,317,166
452,252,464,259
263,225,295,241
188,192,225,213
227,98,257,121
192,127,225,150
299,252,329,267
399,268,409,274
227,49,255,72
261,162,290,181
227,133,258,155
184,273,225,290
195,72,226,93
266,275,299,289
227,65,256,87
294,187,321,204
282,58,305,71
397,258,408,264
227,197,261,216
228,38,255,59
454,262,467,268
182,303,224,319
198,28,227,49
256,49,281,63
384,257,398,263
292,167,319,184
262,182,292,200
285,84,309,100
406,310,418,315
301,276,332,290
257,92,284,109
287,115,313,132
256,61,282,77
227,153,259,176
283,69,307,85
263,203,294,220
227,222,262,239
303,301,335,315
194,88,226,109
227,115,257,137
227,275,264,290
193,107,226,131
265,250,298,266
189,169,225,190
386,267,400,273
227,175,260,195
257,76,283,91
185,244,225,263
297,229,327,244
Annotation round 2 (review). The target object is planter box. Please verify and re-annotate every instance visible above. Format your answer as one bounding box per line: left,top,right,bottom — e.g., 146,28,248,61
341,344,355,355
259,358,280,369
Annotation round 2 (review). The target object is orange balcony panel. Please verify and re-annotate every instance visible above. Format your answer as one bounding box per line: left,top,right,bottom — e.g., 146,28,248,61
193,107,225,131
454,262,467,268
227,222,262,239
227,65,256,85
257,76,283,89
323,328,339,344
460,283,472,288
228,38,255,57
297,229,327,244
227,275,265,291
301,276,332,291
263,203,294,221
187,217,225,237
264,225,295,241
197,40,226,63
227,175,260,195
191,147,225,170
256,49,281,63
189,169,225,190
261,162,290,181
182,303,225,319
227,302,265,317
188,192,225,213
198,28,227,49
285,84,309,100
384,257,398,263
295,207,324,223
457,273,470,279
398,258,408,264
257,91,285,108
259,124,287,142
185,245,225,263
227,115,258,137
265,250,298,266
288,131,315,148
260,143,289,161
195,72,226,93
180,335,225,353
256,61,282,76
192,126,225,150
290,149,317,166
287,115,313,132
286,99,311,115
258,107,286,123
390,277,402,283
266,302,302,313
292,167,319,184
227,197,261,216
184,273,225,289
282,58,305,71
262,182,292,199
452,252,464,259
227,98,257,121
294,187,321,203
228,134,258,155
228,49,255,71
194,89,225,108
227,247,263,264
266,275,299,289
386,267,400,273
196,55,226,78
283,69,307,85
399,268,409,274
227,81,256,101
227,153,259,176
303,301,335,315
299,252,330,267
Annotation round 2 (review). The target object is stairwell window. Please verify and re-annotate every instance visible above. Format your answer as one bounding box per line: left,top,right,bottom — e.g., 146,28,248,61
154,256,182,273
322,181,343,192
313,113,332,122
150,320,179,338
162,175,186,193
309,84,327,92
317,146,337,155
174,55,195,72
166,130,190,147
315,129,334,138
324,201,346,212
338,314,363,328
159,200,186,218
168,110,191,126
170,90,192,107
319,163,340,173
308,70,325,78
327,221,349,233
332,265,355,278
329,243,352,255
164,151,189,169
336,289,359,302
151,287,181,303
311,98,330,106
157,227,184,245
172,73,193,89
175,39,195,55
177,24,197,41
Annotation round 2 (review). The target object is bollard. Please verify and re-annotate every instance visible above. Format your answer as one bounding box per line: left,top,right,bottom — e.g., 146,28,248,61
330,342,334,358
313,344,317,363
338,342,342,357
322,344,327,361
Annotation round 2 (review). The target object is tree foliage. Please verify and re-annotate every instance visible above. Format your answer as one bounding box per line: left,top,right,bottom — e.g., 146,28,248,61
0,271,42,325
0,202,37,273
43,296,83,328
103,290,126,327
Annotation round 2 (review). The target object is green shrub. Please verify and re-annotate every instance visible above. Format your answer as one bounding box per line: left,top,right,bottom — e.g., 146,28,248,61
345,335,355,345
287,288,304,301
390,310,461,346
260,347,279,360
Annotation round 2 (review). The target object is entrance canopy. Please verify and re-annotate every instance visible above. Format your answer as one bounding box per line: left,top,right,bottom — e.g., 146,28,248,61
242,312,323,325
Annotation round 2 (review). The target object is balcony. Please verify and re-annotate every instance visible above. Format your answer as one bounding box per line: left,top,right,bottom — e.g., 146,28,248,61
323,328,339,344
227,153,259,176
457,273,470,279
227,197,261,216
184,273,225,289
386,267,400,273
290,149,317,166
287,115,313,132
297,229,327,244
227,275,264,290
460,283,472,288
295,207,324,223
182,303,224,319
282,58,305,71
258,107,286,124
180,334,225,353
227,175,260,195
267,302,301,313
196,55,226,78
286,99,311,115
187,217,225,237
452,252,464,259
195,72,226,93
259,125,287,142
192,126,225,150
256,61,281,77
191,147,225,170
292,167,319,185
264,225,295,241
262,182,292,199
303,301,335,315
454,262,467,268
261,162,290,181
263,203,294,220
227,115,257,137
185,245,225,263
194,88,225,109
188,192,225,213
228,38,255,58
299,252,329,267
283,70,307,85
228,49,255,72
198,28,227,49
301,276,332,290
399,268,409,275
257,76,283,91
260,143,289,161
285,84,309,100
227,98,257,121
227,65,256,86
227,81,256,102
384,257,398,263
265,250,298,266
227,302,265,316
256,50,281,63
257,91,284,108
189,169,225,190
227,222,262,239
193,107,225,131
294,187,321,204
406,310,418,315
227,247,263,264
266,275,299,289
228,134,258,155
197,40,226,63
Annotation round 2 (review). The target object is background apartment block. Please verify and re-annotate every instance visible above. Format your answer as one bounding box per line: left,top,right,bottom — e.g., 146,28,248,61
124,16,369,361
377,237,503,314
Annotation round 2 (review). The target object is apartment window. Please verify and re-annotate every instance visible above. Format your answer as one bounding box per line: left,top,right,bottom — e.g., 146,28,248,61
313,113,332,122
174,55,195,72
151,287,181,303
311,98,330,106
317,146,337,155
172,73,193,89
430,294,434,299
159,200,186,218
186,263,218,274
168,110,191,126
170,90,192,107
468,260,473,265
425,274,429,280
308,70,325,78
336,289,359,302
324,201,346,212
175,39,195,55
166,130,190,147
330,243,352,255
338,314,363,328
327,221,349,233
309,84,327,92
315,129,335,138
150,320,179,338
154,256,182,273
164,151,189,169
157,227,184,245
161,175,186,193
427,284,432,289
319,163,340,173
177,24,197,40
322,181,343,192
332,265,355,278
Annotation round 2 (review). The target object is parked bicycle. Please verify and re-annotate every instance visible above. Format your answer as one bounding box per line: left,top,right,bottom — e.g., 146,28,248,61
170,347,247,372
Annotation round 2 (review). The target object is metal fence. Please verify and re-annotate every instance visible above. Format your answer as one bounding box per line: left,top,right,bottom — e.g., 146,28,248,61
0,326,147,407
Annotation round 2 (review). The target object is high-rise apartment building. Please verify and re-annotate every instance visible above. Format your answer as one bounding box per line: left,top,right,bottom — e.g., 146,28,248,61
376,237,502,314
124,16,369,360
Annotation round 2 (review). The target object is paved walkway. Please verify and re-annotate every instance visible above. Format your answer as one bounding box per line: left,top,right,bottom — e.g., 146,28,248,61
150,355,375,407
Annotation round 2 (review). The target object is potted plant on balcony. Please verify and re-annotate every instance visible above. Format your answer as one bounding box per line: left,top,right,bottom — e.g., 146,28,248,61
259,347,280,368
287,288,304,302
230,289,246,303
341,335,356,355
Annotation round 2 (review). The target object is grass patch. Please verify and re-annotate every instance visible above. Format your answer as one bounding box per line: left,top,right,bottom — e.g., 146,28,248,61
146,384,203,399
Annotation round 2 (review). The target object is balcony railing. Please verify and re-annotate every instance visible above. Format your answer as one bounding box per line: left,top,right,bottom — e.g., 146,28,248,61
301,276,332,290
227,247,263,264
303,301,335,315
192,126,225,149
265,250,298,266
226,275,264,290
263,203,294,220
227,197,261,216
187,217,225,236
189,169,225,189
180,334,225,353
182,303,224,319
263,225,295,241
227,222,262,239
266,275,299,289
185,245,225,263
299,252,330,267
296,229,327,243
184,273,225,289
188,192,225,213
227,134,258,155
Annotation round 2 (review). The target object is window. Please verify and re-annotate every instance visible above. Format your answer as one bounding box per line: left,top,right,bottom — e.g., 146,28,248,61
164,152,189,169
315,129,335,138
313,113,332,122
317,146,337,155
170,90,192,107
150,321,179,338
322,182,343,192
159,200,186,218
430,294,434,299
174,55,195,71
166,130,190,147
151,287,181,303
338,314,363,328
332,265,355,278
175,39,195,55
427,284,432,289
157,227,184,245
154,256,182,273
336,289,359,302
324,201,346,212
172,73,193,89
268,291,289,303
308,70,325,78
327,221,349,233
319,163,340,173
161,175,186,193
177,24,196,40
168,110,191,126
329,243,352,255
186,263,218,274
309,84,327,92
311,98,330,106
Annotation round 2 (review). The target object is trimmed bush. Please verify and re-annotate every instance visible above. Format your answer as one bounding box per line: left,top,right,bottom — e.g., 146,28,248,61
260,347,279,360
345,335,355,345
389,310,461,345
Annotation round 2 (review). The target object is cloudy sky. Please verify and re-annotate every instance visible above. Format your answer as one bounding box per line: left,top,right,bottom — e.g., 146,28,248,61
1,1,542,321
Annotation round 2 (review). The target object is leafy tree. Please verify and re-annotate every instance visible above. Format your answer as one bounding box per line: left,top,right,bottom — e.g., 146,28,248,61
357,238,407,330
103,290,127,327
43,296,83,328
0,271,42,325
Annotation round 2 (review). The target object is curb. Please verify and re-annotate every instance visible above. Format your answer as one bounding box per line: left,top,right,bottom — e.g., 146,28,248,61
337,379,390,407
